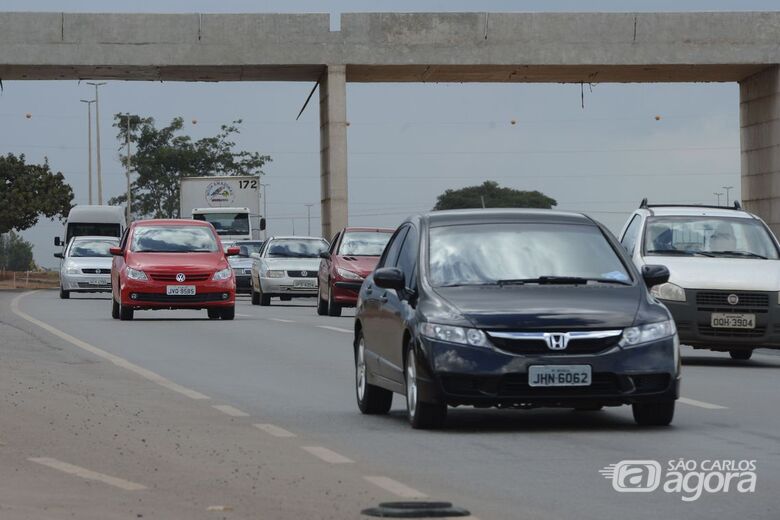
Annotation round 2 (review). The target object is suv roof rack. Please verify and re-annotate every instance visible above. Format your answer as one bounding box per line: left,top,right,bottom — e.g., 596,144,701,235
639,198,742,211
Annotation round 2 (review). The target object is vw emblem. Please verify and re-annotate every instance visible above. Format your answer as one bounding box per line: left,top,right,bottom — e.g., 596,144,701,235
176,273,186,282
95,269,101,275
727,294,739,305
544,333,569,350
301,270,308,277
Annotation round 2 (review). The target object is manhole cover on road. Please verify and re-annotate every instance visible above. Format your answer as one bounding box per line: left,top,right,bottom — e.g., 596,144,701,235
361,501,471,518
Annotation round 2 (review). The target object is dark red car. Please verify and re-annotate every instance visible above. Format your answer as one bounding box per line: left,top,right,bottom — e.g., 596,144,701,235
317,227,394,316
110,219,239,321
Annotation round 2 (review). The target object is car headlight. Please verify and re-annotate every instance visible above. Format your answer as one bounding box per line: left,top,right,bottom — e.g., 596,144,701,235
650,282,686,302
420,323,488,347
213,268,232,281
620,319,676,348
264,270,285,278
336,267,363,281
126,267,148,281
65,265,80,274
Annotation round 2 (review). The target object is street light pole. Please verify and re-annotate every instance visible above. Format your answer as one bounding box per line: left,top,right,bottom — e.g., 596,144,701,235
125,113,132,223
304,203,314,236
87,82,107,204
79,99,95,204
714,192,723,205
722,185,734,206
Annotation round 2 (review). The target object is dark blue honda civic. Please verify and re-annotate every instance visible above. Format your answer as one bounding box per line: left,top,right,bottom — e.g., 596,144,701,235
353,209,680,429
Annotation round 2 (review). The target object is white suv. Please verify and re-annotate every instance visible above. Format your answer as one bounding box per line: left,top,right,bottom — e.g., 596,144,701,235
619,199,780,360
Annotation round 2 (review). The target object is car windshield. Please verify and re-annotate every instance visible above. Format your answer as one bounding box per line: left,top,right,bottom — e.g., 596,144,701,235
643,216,779,259
267,239,328,258
69,239,118,258
193,212,249,236
338,231,392,256
428,222,631,287
131,226,219,253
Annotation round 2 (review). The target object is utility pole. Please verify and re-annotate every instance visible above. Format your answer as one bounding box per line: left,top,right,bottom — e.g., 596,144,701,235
722,185,734,206
79,99,95,204
292,217,296,236
304,204,314,236
125,113,133,223
87,82,107,204
714,192,723,205
260,183,269,240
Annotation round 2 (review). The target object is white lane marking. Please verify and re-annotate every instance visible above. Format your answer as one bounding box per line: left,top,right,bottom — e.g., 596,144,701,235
679,397,728,410
301,446,354,464
317,325,352,334
11,292,210,401
212,404,250,417
206,505,234,512
364,476,427,498
236,314,251,317
254,423,297,438
29,457,146,491
269,317,296,323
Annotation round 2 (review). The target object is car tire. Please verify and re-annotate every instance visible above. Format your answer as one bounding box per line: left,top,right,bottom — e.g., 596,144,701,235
327,283,342,317
355,331,392,415
221,306,235,320
111,297,120,319
729,350,752,360
405,343,446,429
119,302,134,321
207,308,221,319
632,400,675,426
251,283,260,305
59,287,70,299
316,285,328,316
259,286,271,306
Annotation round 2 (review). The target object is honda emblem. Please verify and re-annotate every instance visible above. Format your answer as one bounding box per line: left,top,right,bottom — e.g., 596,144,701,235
544,333,569,350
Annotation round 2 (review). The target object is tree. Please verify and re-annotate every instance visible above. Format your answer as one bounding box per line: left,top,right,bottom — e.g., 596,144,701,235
109,115,271,219
433,180,557,210
0,232,35,271
0,153,74,234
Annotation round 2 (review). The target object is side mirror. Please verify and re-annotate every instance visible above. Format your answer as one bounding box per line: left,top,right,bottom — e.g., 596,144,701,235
319,251,330,259
54,237,61,246
642,264,670,288
109,247,123,256
53,252,64,259
259,218,266,231
374,267,405,291
226,246,240,256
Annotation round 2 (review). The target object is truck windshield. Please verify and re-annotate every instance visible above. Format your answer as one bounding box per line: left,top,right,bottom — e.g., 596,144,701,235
193,213,249,236
66,223,121,243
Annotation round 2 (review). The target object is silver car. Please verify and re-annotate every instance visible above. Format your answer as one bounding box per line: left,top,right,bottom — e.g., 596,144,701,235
56,236,119,299
224,240,264,294
250,236,329,306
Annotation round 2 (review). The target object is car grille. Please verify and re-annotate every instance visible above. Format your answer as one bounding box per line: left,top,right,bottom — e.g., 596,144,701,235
696,291,769,313
488,334,621,355
287,270,317,278
132,292,227,303
77,282,111,288
698,325,766,338
148,272,211,282
81,268,110,274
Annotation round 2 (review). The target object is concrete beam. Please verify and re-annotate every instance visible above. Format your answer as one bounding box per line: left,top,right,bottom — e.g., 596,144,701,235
319,65,348,240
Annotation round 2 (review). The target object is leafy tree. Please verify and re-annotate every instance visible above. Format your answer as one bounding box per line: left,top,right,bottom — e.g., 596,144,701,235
109,115,271,219
0,231,35,271
0,153,74,234
433,180,557,210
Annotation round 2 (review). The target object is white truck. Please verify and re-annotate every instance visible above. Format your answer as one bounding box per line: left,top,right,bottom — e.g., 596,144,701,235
54,205,126,248
179,175,265,241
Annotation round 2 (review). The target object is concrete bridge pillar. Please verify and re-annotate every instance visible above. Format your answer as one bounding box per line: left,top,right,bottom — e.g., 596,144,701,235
740,65,780,236
319,64,348,240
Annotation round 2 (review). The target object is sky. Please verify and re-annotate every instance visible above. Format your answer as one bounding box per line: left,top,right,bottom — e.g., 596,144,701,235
2,0,778,268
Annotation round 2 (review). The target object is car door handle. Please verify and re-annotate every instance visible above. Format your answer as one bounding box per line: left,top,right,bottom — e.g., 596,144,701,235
366,284,373,295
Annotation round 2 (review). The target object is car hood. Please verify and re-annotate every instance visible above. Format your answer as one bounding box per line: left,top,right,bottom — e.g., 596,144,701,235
128,252,226,272
65,257,113,270
647,256,780,291
431,285,641,330
335,255,380,277
264,257,322,271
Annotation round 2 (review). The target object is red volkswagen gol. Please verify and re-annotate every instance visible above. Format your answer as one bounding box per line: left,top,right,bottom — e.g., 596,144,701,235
317,227,394,316
110,219,239,321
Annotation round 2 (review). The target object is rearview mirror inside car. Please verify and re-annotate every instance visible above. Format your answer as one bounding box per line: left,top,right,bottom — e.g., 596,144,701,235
109,247,123,256
373,267,405,291
226,246,240,256
642,264,670,288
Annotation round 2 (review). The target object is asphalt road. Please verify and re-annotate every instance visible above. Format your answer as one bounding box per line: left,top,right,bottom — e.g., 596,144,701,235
2,289,779,519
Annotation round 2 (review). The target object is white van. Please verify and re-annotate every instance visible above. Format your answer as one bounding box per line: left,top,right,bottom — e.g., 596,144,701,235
619,199,780,360
55,205,126,248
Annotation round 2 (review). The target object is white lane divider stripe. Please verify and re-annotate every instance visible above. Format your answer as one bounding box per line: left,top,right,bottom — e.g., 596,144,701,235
364,476,427,498
212,404,250,417
29,457,146,491
254,423,297,438
301,446,354,464
317,325,352,334
269,318,296,323
679,397,728,410
11,292,210,401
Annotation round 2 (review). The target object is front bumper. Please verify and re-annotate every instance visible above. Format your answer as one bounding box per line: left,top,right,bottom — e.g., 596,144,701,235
663,289,780,350
260,276,318,296
414,335,680,408
332,281,363,306
120,278,235,309
61,272,112,292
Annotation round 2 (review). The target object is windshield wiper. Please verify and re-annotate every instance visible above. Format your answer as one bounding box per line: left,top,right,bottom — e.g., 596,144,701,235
646,249,714,257
709,250,768,259
497,276,632,286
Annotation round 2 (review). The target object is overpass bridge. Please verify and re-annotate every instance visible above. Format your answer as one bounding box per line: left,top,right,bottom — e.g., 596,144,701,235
2,11,780,237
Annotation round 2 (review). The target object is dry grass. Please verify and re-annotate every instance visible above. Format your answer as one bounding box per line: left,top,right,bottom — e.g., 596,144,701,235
0,271,60,290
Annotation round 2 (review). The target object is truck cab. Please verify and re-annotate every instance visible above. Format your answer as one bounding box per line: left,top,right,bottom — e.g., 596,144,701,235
55,205,126,248
192,207,256,242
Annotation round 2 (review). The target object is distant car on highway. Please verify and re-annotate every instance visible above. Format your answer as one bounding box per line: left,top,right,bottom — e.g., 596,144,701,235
110,219,239,321
55,236,119,299
620,199,780,360
250,236,329,306
317,227,394,316
354,209,679,429
224,240,263,294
